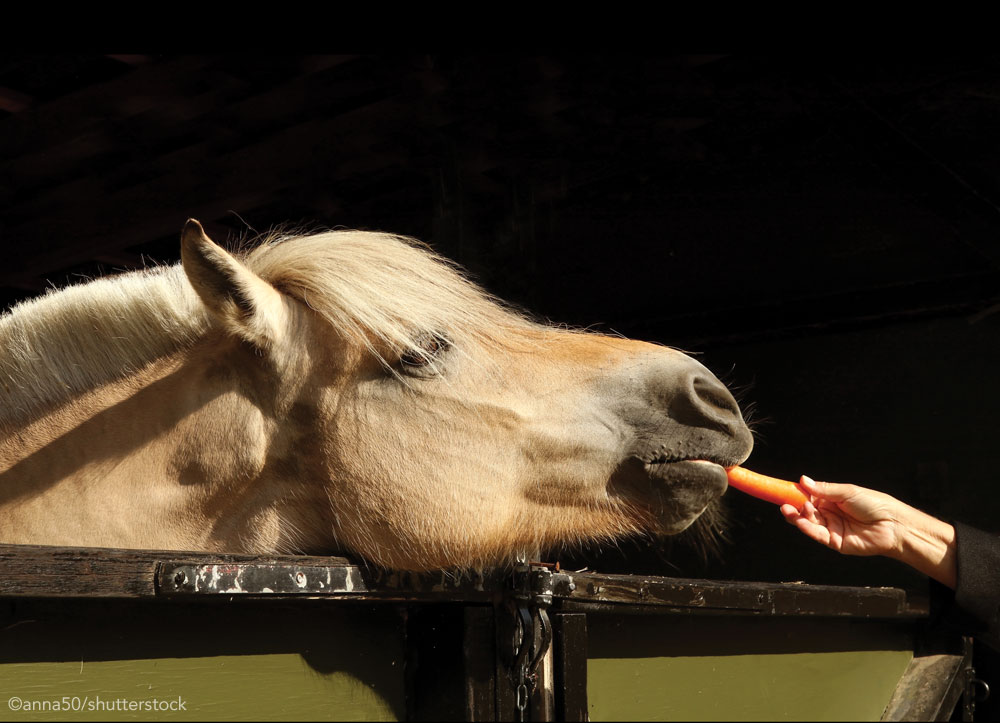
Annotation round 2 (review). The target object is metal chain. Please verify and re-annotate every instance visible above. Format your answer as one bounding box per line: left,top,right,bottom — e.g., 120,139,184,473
508,564,555,722
513,604,532,721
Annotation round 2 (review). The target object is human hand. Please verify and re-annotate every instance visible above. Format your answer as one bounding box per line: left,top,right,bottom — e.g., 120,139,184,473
779,477,905,558
781,476,956,588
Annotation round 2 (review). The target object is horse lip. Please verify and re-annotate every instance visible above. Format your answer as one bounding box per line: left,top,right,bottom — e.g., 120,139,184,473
641,457,729,479
635,459,729,504
642,456,724,469
640,458,730,488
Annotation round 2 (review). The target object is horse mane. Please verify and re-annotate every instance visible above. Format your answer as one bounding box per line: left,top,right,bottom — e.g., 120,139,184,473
0,265,209,428
0,230,540,428
246,229,542,368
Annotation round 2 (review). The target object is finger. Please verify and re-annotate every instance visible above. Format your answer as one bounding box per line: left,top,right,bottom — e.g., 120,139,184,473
779,503,801,522
811,504,830,529
800,475,857,503
798,499,826,525
783,505,840,550
791,515,833,547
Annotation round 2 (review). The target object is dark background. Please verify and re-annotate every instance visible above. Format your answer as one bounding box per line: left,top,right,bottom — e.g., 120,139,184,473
2,54,999,595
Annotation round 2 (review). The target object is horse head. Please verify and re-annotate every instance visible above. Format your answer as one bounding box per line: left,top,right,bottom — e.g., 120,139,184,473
0,219,751,571
179,220,752,569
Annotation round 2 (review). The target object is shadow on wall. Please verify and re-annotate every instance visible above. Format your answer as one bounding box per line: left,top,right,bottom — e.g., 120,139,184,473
0,598,407,721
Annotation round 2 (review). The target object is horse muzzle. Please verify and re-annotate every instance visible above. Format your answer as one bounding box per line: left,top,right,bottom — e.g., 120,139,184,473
607,351,754,532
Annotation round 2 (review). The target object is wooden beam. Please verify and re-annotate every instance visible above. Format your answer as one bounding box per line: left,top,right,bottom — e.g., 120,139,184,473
552,613,588,722
0,542,498,602
882,638,973,721
550,570,925,618
0,543,353,599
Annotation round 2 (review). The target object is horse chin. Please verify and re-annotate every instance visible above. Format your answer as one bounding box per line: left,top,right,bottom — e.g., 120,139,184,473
609,458,729,535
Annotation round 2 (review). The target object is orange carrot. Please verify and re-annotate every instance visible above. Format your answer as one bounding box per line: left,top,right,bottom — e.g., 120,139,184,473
726,466,809,509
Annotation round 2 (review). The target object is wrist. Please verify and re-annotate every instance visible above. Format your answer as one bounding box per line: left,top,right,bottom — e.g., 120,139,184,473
890,505,957,588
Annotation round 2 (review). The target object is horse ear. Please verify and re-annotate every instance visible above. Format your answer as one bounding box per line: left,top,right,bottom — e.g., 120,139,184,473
181,219,286,348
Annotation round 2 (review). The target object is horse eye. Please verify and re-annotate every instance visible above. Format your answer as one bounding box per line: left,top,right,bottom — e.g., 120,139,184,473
400,334,449,368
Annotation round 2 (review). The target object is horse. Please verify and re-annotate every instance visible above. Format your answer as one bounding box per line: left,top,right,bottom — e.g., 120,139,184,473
0,220,753,571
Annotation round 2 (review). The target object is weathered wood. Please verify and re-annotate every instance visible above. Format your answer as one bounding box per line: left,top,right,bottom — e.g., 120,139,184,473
158,561,368,596
557,571,926,618
493,603,520,723
552,613,588,722
462,606,498,721
402,603,495,721
0,544,927,622
0,543,504,602
881,643,972,721
0,543,354,599
530,618,556,722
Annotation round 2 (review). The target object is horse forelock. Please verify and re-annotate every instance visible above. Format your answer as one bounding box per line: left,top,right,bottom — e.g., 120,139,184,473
244,230,545,369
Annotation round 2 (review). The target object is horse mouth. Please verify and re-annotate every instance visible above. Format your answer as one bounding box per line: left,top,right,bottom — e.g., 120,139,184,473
610,456,729,500
642,457,728,487
644,456,724,473
604,456,728,535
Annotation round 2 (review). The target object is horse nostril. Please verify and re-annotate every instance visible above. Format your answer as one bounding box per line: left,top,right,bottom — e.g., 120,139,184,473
693,376,741,418
644,355,749,443
664,372,745,434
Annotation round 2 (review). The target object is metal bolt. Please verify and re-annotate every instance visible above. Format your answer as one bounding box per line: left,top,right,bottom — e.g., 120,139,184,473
173,570,188,588
295,571,307,587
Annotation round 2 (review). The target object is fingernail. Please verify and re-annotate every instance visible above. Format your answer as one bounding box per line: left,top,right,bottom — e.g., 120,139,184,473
800,475,815,486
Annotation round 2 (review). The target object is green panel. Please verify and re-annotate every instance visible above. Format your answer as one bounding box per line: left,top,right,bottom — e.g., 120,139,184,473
1,654,397,722
586,614,913,722
0,600,406,722
589,649,912,722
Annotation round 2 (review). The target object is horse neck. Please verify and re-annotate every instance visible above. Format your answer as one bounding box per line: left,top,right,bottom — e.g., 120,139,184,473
0,268,322,551
0,265,209,430
0,315,318,554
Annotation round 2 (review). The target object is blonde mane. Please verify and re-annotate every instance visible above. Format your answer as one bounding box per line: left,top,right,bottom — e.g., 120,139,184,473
0,266,209,428
0,230,540,429
247,230,543,367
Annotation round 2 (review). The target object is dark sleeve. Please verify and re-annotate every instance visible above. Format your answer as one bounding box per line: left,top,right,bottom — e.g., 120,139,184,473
954,522,1000,629
934,521,1000,650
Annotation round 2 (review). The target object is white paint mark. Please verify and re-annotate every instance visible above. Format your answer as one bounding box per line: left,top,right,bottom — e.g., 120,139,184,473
195,566,210,592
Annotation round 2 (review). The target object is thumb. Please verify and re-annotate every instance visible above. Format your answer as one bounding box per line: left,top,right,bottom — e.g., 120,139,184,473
799,475,856,502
